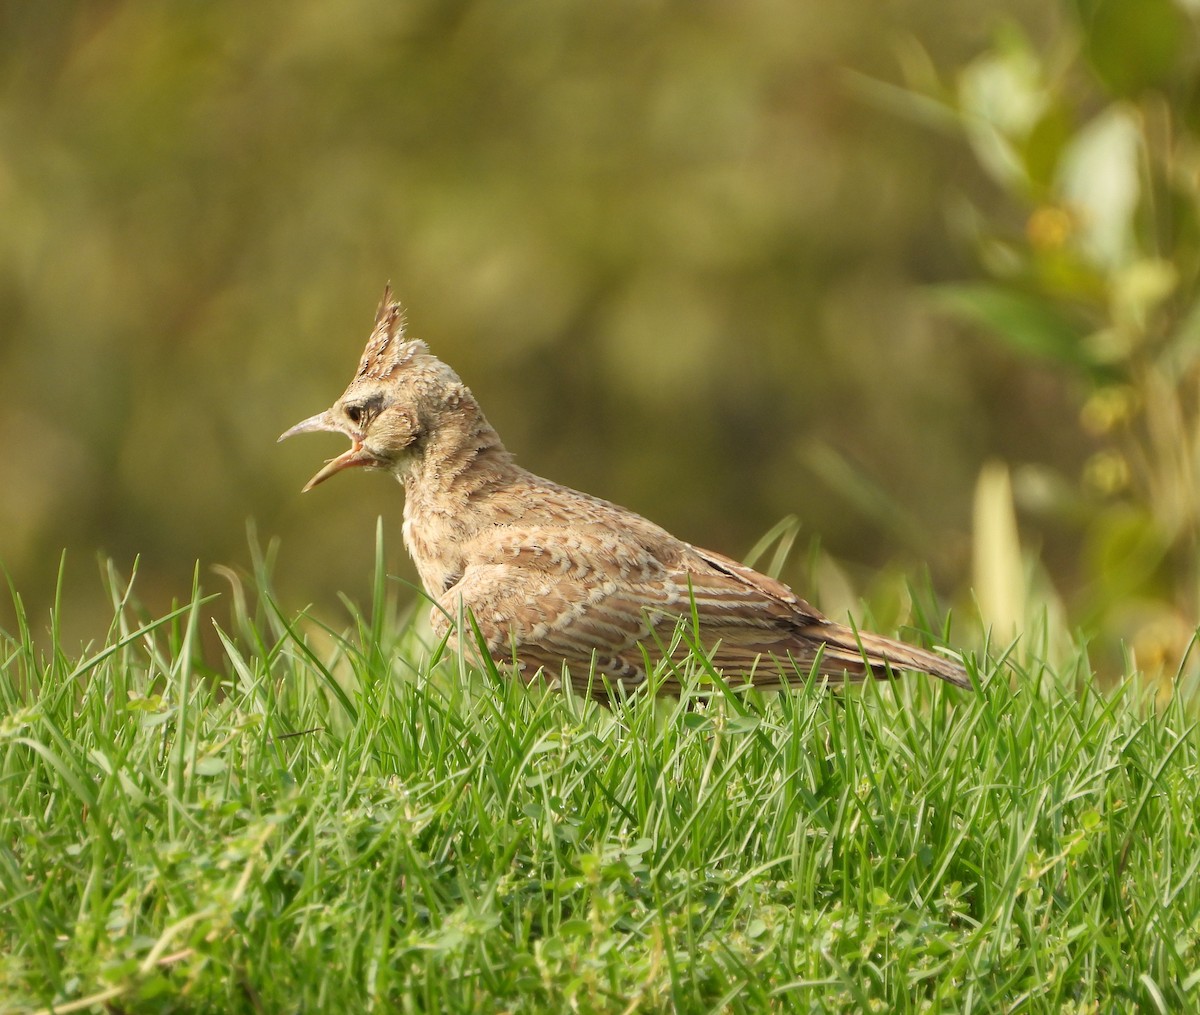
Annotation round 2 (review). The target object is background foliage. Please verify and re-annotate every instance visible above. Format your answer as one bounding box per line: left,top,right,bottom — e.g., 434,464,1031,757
2,0,1197,682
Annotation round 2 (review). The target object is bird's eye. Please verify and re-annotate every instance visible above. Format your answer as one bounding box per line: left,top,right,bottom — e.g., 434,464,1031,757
345,395,382,428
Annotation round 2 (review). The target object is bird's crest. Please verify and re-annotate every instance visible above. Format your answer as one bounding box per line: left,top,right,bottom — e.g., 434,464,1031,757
356,284,418,380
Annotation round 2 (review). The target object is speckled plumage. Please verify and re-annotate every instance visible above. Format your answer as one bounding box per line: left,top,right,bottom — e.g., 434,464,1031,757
280,288,970,698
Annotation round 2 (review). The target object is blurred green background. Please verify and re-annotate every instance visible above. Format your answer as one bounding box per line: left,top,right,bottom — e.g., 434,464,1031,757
3,0,1198,682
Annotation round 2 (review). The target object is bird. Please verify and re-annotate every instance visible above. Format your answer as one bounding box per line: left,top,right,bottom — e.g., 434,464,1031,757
279,287,970,700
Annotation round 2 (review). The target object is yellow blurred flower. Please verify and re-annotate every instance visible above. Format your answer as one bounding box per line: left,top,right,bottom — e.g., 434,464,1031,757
1082,450,1131,495
1080,386,1138,436
1026,205,1074,250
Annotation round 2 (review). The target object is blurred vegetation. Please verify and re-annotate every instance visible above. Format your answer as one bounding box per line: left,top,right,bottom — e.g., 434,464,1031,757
3,0,1198,686
881,0,1200,684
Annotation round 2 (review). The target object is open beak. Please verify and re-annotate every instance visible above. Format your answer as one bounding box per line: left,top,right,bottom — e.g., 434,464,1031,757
278,410,380,492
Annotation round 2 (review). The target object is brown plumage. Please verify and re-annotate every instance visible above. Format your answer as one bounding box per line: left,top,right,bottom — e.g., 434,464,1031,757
280,287,970,699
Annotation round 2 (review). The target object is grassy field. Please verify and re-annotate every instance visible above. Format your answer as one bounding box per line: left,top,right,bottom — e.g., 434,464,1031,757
2,547,1199,1014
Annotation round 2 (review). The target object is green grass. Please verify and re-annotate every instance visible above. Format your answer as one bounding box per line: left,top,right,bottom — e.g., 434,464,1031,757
2,546,1200,1013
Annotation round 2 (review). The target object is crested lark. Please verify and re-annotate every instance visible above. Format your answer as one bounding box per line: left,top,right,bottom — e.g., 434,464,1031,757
280,288,970,698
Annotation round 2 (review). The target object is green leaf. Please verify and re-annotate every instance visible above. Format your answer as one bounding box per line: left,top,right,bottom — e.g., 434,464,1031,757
194,756,226,776
725,715,761,736
557,919,591,939
1072,0,1186,96
927,282,1088,365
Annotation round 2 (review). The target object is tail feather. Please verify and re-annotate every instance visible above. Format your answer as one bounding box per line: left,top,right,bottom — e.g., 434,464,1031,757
805,623,972,689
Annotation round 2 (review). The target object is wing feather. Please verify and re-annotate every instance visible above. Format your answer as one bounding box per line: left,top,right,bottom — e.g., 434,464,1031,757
431,524,966,697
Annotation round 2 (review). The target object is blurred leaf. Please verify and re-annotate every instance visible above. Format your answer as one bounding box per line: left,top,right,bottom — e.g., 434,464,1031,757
843,69,959,133
927,282,1089,365
194,756,226,776
957,28,1048,189
801,442,930,553
972,461,1025,642
1071,0,1187,96
1110,258,1177,332
1058,105,1142,269
1082,506,1170,619
892,33,945,98
1152,169,1200,290
1022,103,1075,188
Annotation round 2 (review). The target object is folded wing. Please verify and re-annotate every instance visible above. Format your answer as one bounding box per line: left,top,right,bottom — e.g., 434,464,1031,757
433,527,968,697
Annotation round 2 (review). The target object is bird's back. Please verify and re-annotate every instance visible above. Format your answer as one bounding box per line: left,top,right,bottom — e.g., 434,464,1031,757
421,469,969,696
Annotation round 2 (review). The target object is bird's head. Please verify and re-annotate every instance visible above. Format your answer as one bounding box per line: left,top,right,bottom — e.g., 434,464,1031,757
279,286,466,491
